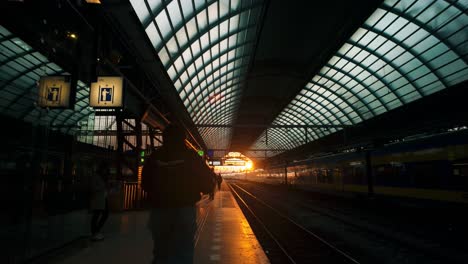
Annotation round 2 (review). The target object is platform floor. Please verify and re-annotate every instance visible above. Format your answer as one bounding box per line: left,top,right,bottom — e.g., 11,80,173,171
57,182,269,264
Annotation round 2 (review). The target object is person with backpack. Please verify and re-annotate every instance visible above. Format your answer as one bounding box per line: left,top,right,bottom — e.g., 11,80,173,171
142,124,215,264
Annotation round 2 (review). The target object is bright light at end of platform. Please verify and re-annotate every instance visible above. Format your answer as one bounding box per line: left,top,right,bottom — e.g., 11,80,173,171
214,152,253,174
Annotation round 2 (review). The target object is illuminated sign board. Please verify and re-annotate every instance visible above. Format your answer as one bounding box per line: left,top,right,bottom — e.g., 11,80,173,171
224,160,245,166
38,76,71,108
208,160,221,166
90,76,123,107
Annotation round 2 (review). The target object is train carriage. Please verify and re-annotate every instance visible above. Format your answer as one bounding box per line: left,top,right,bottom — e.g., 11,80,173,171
247,130,468,203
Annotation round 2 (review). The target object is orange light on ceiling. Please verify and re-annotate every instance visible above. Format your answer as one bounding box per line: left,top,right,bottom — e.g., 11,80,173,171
209,93,223,104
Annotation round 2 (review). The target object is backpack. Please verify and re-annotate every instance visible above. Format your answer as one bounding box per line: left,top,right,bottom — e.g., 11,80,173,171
142,147,214,207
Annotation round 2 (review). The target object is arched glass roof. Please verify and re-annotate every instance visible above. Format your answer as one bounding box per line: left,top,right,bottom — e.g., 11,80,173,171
252,0,468,152
129,0,264,150
0,25,94,135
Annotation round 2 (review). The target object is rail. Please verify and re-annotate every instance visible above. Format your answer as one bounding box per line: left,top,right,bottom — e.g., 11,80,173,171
229,181,360,264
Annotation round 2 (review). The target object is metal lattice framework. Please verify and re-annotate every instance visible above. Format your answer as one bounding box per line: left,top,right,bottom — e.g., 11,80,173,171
0,25,94,135
129,0,265,150
252,0,468,152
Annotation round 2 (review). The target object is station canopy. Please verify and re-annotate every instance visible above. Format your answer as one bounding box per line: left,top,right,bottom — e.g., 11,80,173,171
131,0,468,156
129,0,264,151
252,0,468,151
0,25,94,135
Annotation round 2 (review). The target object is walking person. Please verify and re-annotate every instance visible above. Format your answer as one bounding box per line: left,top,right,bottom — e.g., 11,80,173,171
142,124,215,264
216,173,223,190
89,161,109,241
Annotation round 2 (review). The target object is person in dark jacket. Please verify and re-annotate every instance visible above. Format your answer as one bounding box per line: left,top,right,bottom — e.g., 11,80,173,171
89,161,109,241
216,173,223,190
142,124,215,264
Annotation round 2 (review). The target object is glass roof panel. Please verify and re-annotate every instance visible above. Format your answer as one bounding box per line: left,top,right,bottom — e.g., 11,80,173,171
251,0,468,152
130,0,265,150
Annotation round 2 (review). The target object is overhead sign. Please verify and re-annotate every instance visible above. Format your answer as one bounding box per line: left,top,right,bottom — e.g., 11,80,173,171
38,76,71,108
90,76,124,108
208,160,221,166
224,159,245,166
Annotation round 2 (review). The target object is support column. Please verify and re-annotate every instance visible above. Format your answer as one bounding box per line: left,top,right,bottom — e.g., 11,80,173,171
365,150,374,197
115,110,124,180
135,118,142,184
284,160,288,186
149,127,155,150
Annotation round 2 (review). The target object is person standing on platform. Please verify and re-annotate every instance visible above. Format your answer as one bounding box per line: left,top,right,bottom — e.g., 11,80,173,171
142,124,215,264
209,168,216,200
89,161,109,241
216,173,223,190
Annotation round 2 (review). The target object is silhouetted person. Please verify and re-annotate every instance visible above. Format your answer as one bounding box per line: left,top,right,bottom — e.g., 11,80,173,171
89,161,109,241
209,168,216,199
216,173,223,190
142,124,215,264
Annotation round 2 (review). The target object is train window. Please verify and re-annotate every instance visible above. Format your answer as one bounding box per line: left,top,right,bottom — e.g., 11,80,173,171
343,165,366,185
317,169,332,184
343,167,353,184
312,169,319,184
333,168,342,184
317,169,324,183
406,161,446,189
353,166,367,184
453,163,468,177
450,162,468,191
327,169,334,183
374,164,406,187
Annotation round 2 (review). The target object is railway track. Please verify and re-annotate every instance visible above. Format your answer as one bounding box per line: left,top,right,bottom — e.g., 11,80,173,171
228,182,360,264
230,180,467,264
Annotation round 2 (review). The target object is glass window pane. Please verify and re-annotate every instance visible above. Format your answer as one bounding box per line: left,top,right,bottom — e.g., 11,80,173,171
208,2,218,25
155,11,172,40
146,23,162,49
181,0,194,18
185,17,198,39
196,10,208,31
129,0,150,22
167,0,183,28
176,27,188,48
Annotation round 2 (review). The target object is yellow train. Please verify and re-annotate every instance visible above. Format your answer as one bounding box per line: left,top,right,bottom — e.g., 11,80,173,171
246,130,468,204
